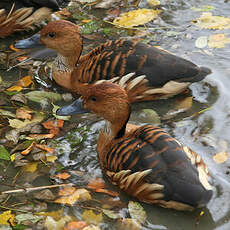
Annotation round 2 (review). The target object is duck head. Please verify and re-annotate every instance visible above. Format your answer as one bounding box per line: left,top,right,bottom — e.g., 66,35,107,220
57,82,131,138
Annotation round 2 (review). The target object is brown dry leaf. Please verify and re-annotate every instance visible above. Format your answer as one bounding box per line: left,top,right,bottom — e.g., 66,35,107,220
21,142,35,155
42,119,64,135
117,218,141,230
29,133,55,140
192,12,230,29
208,34,230,48
18,75,33,87
95,188,119,197
82,210,102,225
176,96,193,111
55,172,71,180
16,107,33,120
64,221,88,230
58,186,76,196
35,144,54,154
88,178,105,190
113,9,161,28
22,162,38,173
17,56,28,62
213,151,229,164
7,85,23,92
10,44,20,52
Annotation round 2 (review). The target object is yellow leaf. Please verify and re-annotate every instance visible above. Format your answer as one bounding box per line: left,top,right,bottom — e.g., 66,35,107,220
213,151,229,164
82,210,102,225
0,210,14,225
82,19,92,23
208,34,230,48
46,155,58,162
192,12,230,29
113,9,161,28
7,85,23,92
176,96,193,111
10,153,15,162
37,209,64,221
55,192,80,205
18,76,33,87
147,0,160,7
23,162,38,172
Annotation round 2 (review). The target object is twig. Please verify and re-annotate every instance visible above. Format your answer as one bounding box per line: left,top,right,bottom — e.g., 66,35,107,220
1,183,74,195
0,205,30,213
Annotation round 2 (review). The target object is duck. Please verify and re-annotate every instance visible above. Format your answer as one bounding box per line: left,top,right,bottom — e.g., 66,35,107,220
56,78,213,211
0,0,59,38
15,20,212,102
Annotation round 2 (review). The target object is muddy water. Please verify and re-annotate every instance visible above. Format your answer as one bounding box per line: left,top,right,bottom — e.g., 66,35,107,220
1,0,230,229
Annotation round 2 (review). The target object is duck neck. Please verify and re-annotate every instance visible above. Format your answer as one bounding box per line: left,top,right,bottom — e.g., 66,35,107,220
54,53,78,73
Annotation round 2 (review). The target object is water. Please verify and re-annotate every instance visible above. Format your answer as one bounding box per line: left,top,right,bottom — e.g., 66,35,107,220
1,0,230,229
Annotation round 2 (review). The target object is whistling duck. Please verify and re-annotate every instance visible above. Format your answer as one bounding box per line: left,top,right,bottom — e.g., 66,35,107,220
56,79,213,211
0,0,59,38
15,20,212,102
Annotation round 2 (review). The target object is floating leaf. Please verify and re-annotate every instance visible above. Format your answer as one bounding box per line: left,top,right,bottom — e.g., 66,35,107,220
15,213,42,224
208,34,230,48
35,144,54,154
192,13,230,29
128,201,147,225
176,96,193,111
7,85,23,92
44,216,71,230
82,210,102,225
58,187,76,196
88,178,105,190
55,172,71,180
42,119,64,135
102,209,120,219
195,36,208,48
117,218,141,230
0,145,10,161
147,0,160,7
46,155,58,162
213,151,229,164
25,91,62,103
64,221,88,230
113,9,161,28
94,188,119,197
22,162,38,173
191,5,215,12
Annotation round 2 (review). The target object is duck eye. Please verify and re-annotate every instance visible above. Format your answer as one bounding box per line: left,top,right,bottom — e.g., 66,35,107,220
47,32,56,38
91,96,97,102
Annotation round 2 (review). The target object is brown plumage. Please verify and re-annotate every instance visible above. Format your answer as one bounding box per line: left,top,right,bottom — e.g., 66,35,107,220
57,81,213,211
15,20,212,102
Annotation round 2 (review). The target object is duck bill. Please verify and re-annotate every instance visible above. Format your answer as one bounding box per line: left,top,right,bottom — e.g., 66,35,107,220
57,98,89,116
15,33,44,49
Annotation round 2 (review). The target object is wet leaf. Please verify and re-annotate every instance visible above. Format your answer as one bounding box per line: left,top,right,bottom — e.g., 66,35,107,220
58,187,76,196
0,145,10,161
8,112,45,129
102,209,120,219
191,5,215,12
0,210,14,225
64,221,88,230
94,188,119,197
7,85,23,92
44,216,71,230
208,34,230,48
35,144,54,154
55,172,71,180
192,12,230,29
82,210,102,225
46,155,58,162
22,162,38,173
117,218,141,230
28,133,55,140
113,9,161,28
88,178,105,190
82,225,101,230
195,36,208,48
176,96,193,111
213,151,229,164
42,119,64,135
10,44,20,52
128,201,147,225
25,91,62,103
16,107,34,120
18,76,33,87
147,0,160,7
33,189,55,201
0,109,15,118
11,93,27,104
21,142,35,155
52,103,71,121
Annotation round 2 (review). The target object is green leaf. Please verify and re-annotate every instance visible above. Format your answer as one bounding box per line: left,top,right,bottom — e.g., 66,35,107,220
0,109,16,118
0,145,10,161
12,224,28,230
15,214,42,224
128,201,147,225
25,91,62,103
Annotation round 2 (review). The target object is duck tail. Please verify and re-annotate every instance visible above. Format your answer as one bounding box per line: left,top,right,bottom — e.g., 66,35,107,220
194,66,212,82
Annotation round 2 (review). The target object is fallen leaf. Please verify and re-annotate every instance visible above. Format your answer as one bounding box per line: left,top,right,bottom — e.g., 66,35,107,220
44,216,71,230
213,151,229,164
208,34,230,48
0,210,14,225
16,107,34,120
46,155,58,162
58,187,76,196
22,162,38,173
37,209,64,221
7,85,23,92
17,56,28,62
42,119,64,135
117,218,141,230
147,0,160,7
10,44,20,52
0,145,11,160
191,5,215,12
195,36,208,48
55,172,71,180
15,214,42,225
82,225,101,230
21,142,35,155
192,12,230,29
18,75,33,87
35,144,54,154
95,188,119,197
82,210,102,225
25,91,62,103
0,109,15,118
128,201,147,225
176,96,193,111
52,103,71,121
88,178,105,190
102,209,120,219
113,9,161,28
28,133,55,140
64,221,88,230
